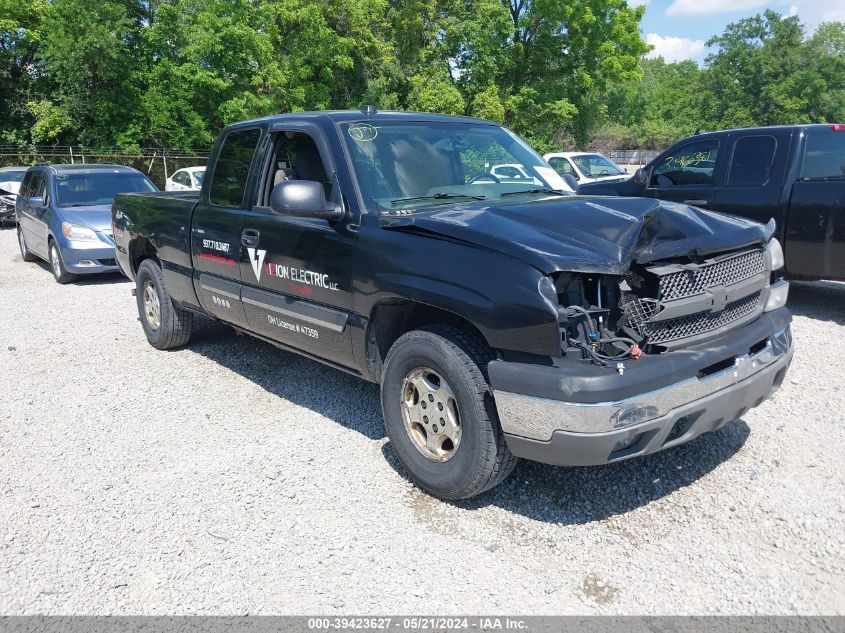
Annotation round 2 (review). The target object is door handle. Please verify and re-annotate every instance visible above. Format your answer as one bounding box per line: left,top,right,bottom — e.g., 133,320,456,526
683,199,710,208
241,228,260,247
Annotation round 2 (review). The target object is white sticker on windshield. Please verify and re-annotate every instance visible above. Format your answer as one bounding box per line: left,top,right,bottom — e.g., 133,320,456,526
535,166,572,192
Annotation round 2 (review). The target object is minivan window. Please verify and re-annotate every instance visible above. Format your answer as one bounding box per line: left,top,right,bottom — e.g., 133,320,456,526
651,140,719,187
801,132,845,179
728,136,776,186
210,128,262,206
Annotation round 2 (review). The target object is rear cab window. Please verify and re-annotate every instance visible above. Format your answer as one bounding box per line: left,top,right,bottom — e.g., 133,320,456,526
801,130,845,179
210,128,262,207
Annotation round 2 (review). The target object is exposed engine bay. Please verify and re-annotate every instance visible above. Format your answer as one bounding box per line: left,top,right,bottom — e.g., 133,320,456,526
555,246,771,366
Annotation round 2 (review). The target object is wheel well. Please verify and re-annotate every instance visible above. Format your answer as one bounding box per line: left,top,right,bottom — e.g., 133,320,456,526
129,237,158,276
365,300,489,381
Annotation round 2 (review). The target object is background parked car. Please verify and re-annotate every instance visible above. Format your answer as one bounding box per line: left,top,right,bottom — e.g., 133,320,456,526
577,124,845,282
16,164,157,283
165,166,205,191
0,166,29,225
543,151,630,186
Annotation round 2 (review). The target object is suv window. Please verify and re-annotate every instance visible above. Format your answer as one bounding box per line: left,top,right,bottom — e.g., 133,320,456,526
728,136,776,186
29,173,47,201
20,172,34,197
651,139,719,187
210,128,262,206
801,131,845,179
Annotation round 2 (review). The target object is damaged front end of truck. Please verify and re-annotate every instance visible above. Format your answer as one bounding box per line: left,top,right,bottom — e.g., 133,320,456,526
382,195,794,466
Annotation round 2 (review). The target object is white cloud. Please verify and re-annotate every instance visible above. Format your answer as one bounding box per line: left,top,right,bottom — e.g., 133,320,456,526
666,0,767,17
645,33,707,62
784,1,845,29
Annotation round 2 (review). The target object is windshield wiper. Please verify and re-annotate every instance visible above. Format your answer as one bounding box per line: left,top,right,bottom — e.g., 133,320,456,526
500,188,569,197
390,192,486,206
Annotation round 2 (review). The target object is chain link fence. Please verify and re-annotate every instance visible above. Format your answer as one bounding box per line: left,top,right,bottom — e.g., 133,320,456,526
0,147,210,189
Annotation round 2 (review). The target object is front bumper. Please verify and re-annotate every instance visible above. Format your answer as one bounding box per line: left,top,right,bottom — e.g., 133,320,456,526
490,309,793,467
59,242,119,274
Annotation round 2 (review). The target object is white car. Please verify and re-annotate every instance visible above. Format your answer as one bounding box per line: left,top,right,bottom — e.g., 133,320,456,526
542,152,630,185
165,166,206,191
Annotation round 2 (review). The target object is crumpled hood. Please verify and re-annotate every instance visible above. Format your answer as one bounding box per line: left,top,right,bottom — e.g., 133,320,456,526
58,205,113,232
380,195,775,274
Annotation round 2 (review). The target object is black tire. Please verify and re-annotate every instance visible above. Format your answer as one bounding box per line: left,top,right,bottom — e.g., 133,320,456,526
381,324,518,500
135,258,193,350
48,238,75,284
17,225,37,262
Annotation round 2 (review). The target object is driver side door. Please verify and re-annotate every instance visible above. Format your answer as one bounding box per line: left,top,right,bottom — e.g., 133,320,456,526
239,125,357,369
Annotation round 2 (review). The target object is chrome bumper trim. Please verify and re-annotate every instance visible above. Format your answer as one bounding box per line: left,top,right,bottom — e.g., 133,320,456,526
494,327,792,440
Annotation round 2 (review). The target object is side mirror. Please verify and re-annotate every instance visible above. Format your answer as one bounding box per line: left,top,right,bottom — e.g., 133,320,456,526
561,173,580,194
28,196,45,208
270,180,344,221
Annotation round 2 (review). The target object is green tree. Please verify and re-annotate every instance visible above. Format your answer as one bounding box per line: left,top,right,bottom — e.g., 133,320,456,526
33,0,145,145
0,0,48,144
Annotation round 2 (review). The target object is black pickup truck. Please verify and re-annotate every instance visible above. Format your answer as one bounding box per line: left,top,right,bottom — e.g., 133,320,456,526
578,124,845,282
112,109,793,500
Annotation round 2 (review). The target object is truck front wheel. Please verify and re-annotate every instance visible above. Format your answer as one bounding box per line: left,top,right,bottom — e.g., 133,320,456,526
381,325,518,500
135,259,193,350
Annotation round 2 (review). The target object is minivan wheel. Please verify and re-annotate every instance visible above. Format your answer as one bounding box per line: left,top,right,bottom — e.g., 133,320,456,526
17,225,37,262
49,239,74,284
381,325,518,500
135,258,193,350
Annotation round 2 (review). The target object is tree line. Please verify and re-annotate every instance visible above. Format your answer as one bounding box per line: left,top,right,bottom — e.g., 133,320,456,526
1,1,843,155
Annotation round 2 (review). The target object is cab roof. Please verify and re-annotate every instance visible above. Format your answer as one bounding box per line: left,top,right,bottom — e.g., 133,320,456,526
225,109,497,130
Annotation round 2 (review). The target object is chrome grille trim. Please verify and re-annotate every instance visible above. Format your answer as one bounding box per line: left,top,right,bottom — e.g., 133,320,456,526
657,249,765,301
628,291,762,344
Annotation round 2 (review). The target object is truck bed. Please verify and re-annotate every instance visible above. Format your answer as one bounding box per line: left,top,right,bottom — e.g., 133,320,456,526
112,190,200,282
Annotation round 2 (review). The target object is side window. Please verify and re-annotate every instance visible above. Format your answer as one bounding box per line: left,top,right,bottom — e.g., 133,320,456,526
549,157,572,175
801,132,845,179
650,139,719,187
20,172,34,198
210,128,262,207
728,136,776,186
31,174,47,200
257,130,330,207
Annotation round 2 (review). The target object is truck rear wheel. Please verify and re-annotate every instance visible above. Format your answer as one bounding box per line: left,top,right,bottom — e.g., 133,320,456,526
381,325,518,500
135,259,193,350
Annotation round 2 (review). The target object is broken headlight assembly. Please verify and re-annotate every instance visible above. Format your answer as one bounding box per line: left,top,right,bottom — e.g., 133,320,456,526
554,272,643,367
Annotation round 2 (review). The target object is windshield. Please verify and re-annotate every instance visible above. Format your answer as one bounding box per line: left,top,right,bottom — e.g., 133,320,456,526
340,121,572,209
0,170,27,183
571,154,625,177
55,172,157,207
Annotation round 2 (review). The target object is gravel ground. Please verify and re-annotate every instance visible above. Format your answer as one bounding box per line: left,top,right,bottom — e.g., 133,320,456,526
0,225,843,615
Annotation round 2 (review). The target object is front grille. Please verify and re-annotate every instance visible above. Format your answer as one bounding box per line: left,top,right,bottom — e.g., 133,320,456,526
628,291,762,345
621,247,767,347
658,249,765,301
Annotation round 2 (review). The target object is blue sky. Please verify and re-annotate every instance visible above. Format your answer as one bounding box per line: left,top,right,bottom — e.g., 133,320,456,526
633,0,845,62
